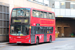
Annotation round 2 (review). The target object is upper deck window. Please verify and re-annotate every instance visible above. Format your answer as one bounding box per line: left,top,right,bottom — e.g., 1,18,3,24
12,8,30,17
52,13,55,19
48,13,55,19
43,12,47,18
32,9,55,19
39,11,43,18
32,10,40,17
49,13,52,19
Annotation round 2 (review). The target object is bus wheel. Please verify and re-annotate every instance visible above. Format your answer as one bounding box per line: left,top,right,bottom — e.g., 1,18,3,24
36,38,39,45
49,36,52,43
17,43,21,45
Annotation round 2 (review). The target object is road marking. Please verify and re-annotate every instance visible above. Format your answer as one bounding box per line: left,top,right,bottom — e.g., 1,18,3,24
0,46,6,49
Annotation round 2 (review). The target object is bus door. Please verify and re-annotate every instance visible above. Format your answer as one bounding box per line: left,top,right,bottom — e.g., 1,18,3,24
44,27,47,42
31,26,35,44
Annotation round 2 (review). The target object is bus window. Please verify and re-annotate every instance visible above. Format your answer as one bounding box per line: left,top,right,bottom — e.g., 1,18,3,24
43,12,47,18
43,27,47,33
25,8,30,17
52,13,55,19
49,13,52,19
36,27,40,34
12,9,17,17
32,10,36,17
32,10,40,17
39,11,43,18
40,27,44,33
16,8,25,17
12,8,30,17
36,11,40,17
25,26,29,35
47,27,53,33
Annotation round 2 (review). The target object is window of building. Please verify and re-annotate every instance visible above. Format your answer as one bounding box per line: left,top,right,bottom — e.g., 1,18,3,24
70,2,75,9
0,5,2,12
55,1,60,8
35,0,43,3
49,1,56,8
65,2,70,9
51,2,55,8
44,0,49,6
60,2,65,9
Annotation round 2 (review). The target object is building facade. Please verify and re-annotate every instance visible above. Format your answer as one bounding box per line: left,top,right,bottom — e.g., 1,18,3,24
50,0,75,37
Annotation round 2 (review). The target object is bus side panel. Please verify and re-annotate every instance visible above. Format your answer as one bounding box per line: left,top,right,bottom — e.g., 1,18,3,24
47,34,55,42
47,26,55,42
35,34,44,43
47,34,51,42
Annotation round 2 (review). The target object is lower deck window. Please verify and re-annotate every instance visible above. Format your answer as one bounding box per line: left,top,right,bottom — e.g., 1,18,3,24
31,26,53,34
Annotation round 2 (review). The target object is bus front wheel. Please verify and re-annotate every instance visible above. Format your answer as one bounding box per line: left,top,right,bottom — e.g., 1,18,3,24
17,43,21,45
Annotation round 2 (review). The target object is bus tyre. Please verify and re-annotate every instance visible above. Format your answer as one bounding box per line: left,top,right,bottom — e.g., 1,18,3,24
17,43,21,45
49,36,52,43
36,38,39,45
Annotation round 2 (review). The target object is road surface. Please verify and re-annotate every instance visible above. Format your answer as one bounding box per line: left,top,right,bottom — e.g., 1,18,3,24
0,38,75,50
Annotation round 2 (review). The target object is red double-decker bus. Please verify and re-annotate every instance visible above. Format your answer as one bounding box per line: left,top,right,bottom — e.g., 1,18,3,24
9,7,55,44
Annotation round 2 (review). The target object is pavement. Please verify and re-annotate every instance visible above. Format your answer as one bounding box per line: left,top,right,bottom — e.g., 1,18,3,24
0,38,75,50
0,42,8,44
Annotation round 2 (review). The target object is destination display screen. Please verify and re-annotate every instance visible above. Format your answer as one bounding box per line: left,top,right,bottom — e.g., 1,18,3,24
11,17,29,25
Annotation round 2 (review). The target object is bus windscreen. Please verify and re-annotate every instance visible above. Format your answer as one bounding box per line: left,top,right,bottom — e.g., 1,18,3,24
10,25,29,36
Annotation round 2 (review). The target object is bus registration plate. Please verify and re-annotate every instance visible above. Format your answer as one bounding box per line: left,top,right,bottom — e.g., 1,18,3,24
17,42,21,43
